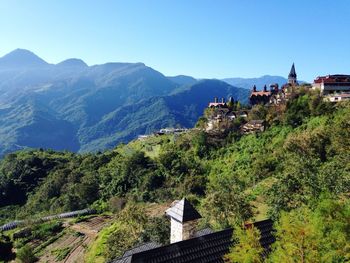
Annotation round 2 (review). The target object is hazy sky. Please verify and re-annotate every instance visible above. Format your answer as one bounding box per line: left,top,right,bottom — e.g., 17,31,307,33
1,0,349,81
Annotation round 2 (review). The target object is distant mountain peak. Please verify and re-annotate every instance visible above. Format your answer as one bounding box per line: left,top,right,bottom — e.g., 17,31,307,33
0,48,48,69
6,48,36,56
56,58,88,68
167,75,197,86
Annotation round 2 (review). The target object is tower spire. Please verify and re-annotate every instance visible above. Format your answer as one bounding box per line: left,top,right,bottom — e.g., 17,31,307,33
288,63,298,85
289,63,297,78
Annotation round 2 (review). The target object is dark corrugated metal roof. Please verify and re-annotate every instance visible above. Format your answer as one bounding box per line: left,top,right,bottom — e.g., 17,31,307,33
113,219,275,263
113,242,161,263
123,242,161,257
131,228,233,263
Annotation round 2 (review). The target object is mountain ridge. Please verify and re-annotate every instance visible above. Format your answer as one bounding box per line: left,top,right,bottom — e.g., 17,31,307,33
0,49,49,69
0,49,249,156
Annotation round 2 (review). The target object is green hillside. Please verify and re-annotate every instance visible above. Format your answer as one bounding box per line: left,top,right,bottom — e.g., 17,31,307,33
0,87,349,262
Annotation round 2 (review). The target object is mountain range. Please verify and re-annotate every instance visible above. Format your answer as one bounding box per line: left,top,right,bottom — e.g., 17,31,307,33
222,76,288,90
0,49,288,156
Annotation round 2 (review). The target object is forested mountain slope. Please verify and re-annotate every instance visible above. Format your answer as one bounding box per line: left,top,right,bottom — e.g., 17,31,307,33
0,49,248,156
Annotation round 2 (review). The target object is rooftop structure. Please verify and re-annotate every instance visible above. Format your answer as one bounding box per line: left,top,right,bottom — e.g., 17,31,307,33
166,198,202,244
249,85,272,105
208,97,234,108
165,198,202,223
113,198,275,263
288,63,298,85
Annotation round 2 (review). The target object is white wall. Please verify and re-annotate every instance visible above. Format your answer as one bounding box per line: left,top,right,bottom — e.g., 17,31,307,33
170,218,183,243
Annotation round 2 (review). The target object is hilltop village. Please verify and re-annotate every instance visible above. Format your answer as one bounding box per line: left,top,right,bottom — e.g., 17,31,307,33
138,64,350,141
204,64,350,134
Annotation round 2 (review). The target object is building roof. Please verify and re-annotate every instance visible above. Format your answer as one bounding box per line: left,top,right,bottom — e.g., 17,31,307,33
123,242,161,257
118,228,234,263
288,63,297,78
246,120,265,125
114,242,162,263
338,93,350,97
113,219,275,263
208,102,227,107
327,93,350,98
314,74,350,84
250,91,271,97
165,198,202,223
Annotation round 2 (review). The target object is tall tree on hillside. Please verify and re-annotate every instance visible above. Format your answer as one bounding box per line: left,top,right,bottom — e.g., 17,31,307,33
268,198,350,262
225,226,263,263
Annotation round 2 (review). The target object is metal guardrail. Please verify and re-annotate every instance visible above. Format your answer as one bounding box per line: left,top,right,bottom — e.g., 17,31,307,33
0,208,96,232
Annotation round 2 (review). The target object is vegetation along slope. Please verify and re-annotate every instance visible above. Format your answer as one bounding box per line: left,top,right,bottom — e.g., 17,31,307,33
0,87,349,262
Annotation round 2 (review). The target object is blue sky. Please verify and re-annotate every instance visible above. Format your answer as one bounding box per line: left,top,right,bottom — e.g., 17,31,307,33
0,0,349,81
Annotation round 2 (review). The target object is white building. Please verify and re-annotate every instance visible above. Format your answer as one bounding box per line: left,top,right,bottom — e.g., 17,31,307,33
165,198,202,244
313,75,350,95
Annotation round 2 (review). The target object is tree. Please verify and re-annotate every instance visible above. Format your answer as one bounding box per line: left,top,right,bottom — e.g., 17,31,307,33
192,131,209,158
267,154,321,217
195,116,208,129
140,216,170,245
284,94,310,127
16,245,37,263
0,235,15,261
202,179,252,229
102,203,148,261
268,198,350,262
225,226,263,263
249,104,268,121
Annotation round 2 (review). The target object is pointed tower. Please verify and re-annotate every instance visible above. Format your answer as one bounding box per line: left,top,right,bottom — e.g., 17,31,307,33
228,96,234,104
166,198,202,243
288,63,298,85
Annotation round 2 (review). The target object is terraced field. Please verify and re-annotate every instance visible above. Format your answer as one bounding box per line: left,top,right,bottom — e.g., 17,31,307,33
37,216,112,263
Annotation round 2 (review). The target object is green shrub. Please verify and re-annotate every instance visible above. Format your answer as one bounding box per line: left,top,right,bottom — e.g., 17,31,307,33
16,245,37,263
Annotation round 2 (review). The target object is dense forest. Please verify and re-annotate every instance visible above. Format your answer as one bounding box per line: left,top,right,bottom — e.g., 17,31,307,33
0,87,349,262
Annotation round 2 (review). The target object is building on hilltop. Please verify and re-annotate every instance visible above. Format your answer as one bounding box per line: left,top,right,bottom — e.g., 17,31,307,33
249,84,273,105
249,83,287,106
241,120,265,134
208,96,233,108
250,64,297,106
312,74,350,102
113,198,275,263
206,97,248,132
325,93,350,102
288,63,298,85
